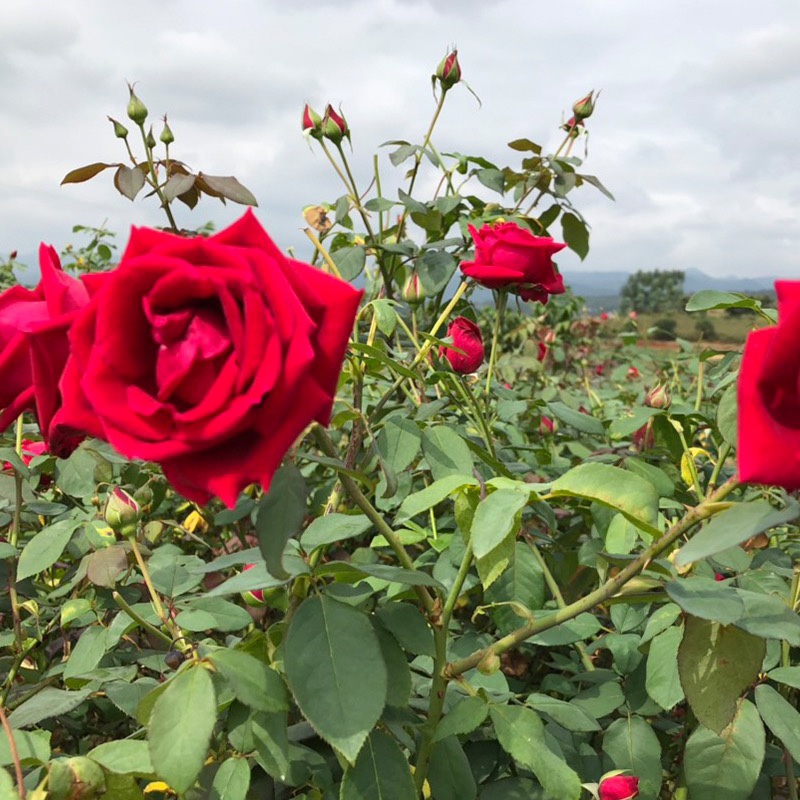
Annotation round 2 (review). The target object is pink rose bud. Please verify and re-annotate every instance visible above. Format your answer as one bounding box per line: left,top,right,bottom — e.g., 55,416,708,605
537,342,548,362
241,562,266,606
645,383,671,409
599,775,639,800
629,311,638,320
440,316,484,375
572,90,596,121
435,49,462,91
561,115,585,138
104,487,140,537
539,415,555,435
627,366,640,379
402,272,426,305
714,572,726,581
321,104,349,145
302,103,323,139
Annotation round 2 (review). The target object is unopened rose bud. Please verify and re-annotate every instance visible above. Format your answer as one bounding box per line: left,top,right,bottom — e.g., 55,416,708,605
598,774,639,800
435,49,462,91
572,90,596,121
108,116,129,139
402,272,426,305
627,366,640,379
145,125,157,149
241,562,266,607
126,83,148,125
440,316,484,375
645,383,671,409
104,487,140,537
537,342,547,362
322,104,349,145
48,756,106,800
9,251,17,261
159,115,175,145
632,421,655,452
302,103,323,139
540,415,556,435
560,116,584,138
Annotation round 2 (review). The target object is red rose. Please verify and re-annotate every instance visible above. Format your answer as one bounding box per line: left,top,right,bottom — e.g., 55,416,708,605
0,245,101,453
54,211,362,507
537,341,547,362
241,562,265,606
627,366,640,379
440,316,484,375
738,282,800,488
599,775,639,800
460,222,566,303
2,440,47,472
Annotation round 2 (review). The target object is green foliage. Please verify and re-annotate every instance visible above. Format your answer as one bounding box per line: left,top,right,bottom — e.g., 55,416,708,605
620,269,685,313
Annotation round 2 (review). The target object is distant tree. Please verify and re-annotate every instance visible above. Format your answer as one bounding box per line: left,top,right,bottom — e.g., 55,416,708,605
620,269,685,313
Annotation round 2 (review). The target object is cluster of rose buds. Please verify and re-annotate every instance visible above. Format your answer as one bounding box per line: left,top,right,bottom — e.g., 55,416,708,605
561,90,598,138
302,103,349,144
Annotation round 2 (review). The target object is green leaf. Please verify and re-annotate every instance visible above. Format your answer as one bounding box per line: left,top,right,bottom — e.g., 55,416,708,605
8,688,91,728
547,401,604,435
55,446,100,496
490,705,581,800
17,519,82,581
530,613,601,647
433,696,489,742
284,596,387,764
476,168,505,194
665,577,743,625
675,501,800,566
148,665,217,794
471,490,527,560
609,406,659,440
427,736,478,800
375,626,411,708
767,666,800,689
210,758,250,800
684,699,765,800
0,767,17,799
300,514,372,551
641,603,682,644
645,625,685,710
624,457,675,497
734,588,800,646
375,603,435,656
198,173,257,206
395,475,477,523
678,615,765,734
418,249,457,295
508,138,542,153
207,649,289,712
174,597,253,633
0,729,50,766
340,730,416,800
550,463,659,535
331,245,366,281
561,212,589,260
346,562,443,589
255,463,307,580
717,382,738,447
685,290,763,313
63,625,108,679
204,561,289,599
602,716,663,800
86,546,129,588
162,173,197,202
754,684,800,764
61,162,114,184
370,299,397,337
486,543,545,634
422,426,473,481
251,710,290,781
525,694,600,732
87,740,153,775
376,418,421,474
114,164,146,200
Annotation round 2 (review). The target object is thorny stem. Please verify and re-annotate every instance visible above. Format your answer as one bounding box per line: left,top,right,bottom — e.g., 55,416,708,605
8,416,25,652
485,290,507,394
446,477,739,678
0,703,25,798
112,590,173,646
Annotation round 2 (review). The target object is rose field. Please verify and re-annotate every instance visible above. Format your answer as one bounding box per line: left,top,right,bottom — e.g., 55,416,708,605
1,50,799,800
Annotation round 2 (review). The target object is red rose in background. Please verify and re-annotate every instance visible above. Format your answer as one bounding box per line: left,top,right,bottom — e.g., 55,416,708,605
0,245,102,454
599,775,639,800
460,221,566,303
2,440,47,472
738,281,800,489
54,211,363,507
440,316,484,374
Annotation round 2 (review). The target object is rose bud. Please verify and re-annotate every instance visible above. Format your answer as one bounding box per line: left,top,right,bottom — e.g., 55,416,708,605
322,104,349,145
600,312,609,321
107,116,129,139
241,562,266,607
435,48,462,91
632,421,655,452
48,756,107,800
560,115,584,138
104,487,140,537
598,774,639,800
627,366,640,379
402,272,426,305
714,572,726,581
537,342,547,362
302,103,323,139
645,383,671,409
440,316,484,375
539,415,555,435
572,90,596,121
145,125,157,149
126,82,148,125
159,115,175,145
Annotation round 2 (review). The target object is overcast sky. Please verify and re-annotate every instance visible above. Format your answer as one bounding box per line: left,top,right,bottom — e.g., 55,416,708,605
2,0,799,283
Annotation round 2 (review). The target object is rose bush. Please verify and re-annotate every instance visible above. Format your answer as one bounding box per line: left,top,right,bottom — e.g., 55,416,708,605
459,220,566,302
52,210,362,506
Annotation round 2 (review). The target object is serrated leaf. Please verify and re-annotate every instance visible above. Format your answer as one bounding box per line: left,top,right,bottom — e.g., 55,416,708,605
87,740,153,775
561,212,589,260
340,730,416,800
666,578,743,625
754,684,800,763
207,649,289,713
86,546,129,588
427,736,478,800
490,705,581,800
0,729,50,766
486,542,545,634
8,688,91,728
198,173,257,206
17,519,82,581
525,694,600,732
602,716,662,800
678,615,765,734
684,699,764,800
300,514,372,551
476,168,505,194
417,249,457,295
209,757,250,800
284,596,386,764
433,696,489,742
645,625,685,710
422,426,474,481
63,625,108,679
148,666,217,794
331,245,366,281
395,474,478,523
255,463,307,580
162,173,196,202
376,418,421,474
114,165,146,201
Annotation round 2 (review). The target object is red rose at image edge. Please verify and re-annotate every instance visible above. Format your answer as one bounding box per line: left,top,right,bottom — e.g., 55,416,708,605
599,775,639,800
53,210,363,508
459,221,566,303
738,281,800,489
0,244,104,454
440,316,484,374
